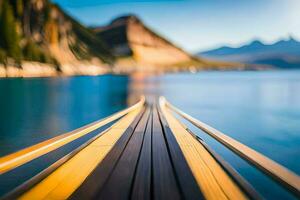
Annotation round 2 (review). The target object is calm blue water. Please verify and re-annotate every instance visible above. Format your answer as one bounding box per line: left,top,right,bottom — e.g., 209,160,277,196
0,71,299,199
147,71,300,174
140,70,300,199
0,75,129,156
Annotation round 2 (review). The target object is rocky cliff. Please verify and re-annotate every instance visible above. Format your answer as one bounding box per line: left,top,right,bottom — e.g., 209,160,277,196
95,15,238,72
0,0,114,77
0,1,246,77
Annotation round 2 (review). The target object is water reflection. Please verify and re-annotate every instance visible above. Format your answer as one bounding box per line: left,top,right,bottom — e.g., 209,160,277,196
128,72,162,104
0,75,129,156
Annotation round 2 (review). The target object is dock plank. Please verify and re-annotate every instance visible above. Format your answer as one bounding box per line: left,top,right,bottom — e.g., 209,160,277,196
131,108,153,200
70,107,146,200
161,105,247,200
2,100,258,200
18,108,142,200
152,108,181,200
157,106,204,200
97,108,151,199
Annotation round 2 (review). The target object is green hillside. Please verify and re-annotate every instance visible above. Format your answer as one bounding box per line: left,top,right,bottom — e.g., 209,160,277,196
0,0,114,69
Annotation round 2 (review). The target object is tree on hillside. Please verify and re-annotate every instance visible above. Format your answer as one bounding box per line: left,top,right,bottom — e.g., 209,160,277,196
10,0,24,18
22,0,32,37
23,40,41,61
0,48,7,65
0,0,22,66
0,0,2,16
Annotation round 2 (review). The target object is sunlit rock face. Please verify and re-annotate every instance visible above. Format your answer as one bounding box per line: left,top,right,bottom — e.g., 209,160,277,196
126,16,192,66
94,15,196,70
0,0,114,76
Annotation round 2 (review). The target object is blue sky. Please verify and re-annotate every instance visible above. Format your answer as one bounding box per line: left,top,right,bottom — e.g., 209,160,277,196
53,0,300,53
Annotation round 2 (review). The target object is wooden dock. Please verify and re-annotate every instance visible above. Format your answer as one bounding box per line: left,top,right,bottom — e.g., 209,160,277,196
0,97,299,199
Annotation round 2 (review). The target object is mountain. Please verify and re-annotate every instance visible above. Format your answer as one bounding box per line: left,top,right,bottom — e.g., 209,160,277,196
93,15,243,72
0,0,114,77
0,1,246,77
198,37,300,69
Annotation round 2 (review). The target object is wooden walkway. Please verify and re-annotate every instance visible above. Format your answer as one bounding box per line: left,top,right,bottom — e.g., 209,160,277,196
1,97,299,200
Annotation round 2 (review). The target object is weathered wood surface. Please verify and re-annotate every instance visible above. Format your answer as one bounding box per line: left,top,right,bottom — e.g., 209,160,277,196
71,105,201,200
2,99,263,200
70,107,146,200
0,97,145,175
157,106,205,200
160,100,248,200
18,108,143,200
130,107,152,200
162,97,300,197
151,107,181,200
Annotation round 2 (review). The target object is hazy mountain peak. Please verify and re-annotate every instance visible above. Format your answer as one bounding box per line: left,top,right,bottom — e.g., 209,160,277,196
198,37,300,69
286,35,298,42
274,36,298,44
288,36,295,42
249,40,264,46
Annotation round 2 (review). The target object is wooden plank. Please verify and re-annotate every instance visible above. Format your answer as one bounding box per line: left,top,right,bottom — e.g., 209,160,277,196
157,106,204,200
161,104,247,200
2,126,112,200
0,97,144,175
151,107,181,200
163,97,300,196
16,108,142,200
70,107,146,200
199,140,262,200
97,108,151,199
131,108,153,200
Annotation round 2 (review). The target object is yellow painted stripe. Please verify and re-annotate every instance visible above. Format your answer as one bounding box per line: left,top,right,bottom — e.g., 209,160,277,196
163,97,300,194
0,97,144,175
160,105,247,200
19,107,142,200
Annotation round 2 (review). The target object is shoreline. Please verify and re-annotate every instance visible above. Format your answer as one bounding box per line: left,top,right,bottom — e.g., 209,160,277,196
0,62,110,78
0,62,279,78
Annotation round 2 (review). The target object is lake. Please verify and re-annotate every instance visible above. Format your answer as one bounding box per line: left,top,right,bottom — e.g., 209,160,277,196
0,71,300,199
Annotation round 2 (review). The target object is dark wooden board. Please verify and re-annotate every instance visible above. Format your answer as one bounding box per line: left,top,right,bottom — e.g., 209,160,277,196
97,108,150,200
70,108,146,200
130,108,153,200
157,106,204,200
151,108,181,200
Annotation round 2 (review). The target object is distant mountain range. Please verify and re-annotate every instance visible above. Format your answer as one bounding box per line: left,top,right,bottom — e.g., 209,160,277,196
198,37,300,69
0,0,252,77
